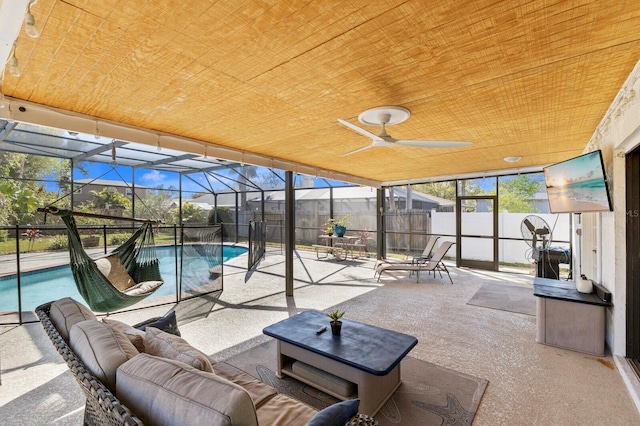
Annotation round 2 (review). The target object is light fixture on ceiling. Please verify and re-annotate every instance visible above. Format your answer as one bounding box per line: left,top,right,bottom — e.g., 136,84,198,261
24,0,40,38
504,156,522,163
0,0,40,108
8,43,21,78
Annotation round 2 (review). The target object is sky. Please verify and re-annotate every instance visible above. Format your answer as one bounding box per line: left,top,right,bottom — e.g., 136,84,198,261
73,161,350,197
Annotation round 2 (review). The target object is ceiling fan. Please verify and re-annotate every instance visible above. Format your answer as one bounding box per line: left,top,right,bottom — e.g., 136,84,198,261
337,106,472,156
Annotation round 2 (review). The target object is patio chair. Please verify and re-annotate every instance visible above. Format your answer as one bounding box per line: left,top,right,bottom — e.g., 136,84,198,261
375,241,455,284
374,235,440,270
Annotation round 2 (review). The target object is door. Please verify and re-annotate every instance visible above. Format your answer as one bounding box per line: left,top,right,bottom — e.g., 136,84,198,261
626,146,640,370
456,195,498,271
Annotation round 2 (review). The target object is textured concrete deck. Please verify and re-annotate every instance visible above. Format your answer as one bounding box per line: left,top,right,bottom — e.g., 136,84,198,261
0,247,638,425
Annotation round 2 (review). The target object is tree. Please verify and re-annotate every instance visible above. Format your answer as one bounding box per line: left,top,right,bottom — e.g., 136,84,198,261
136,187,178,223
208,206,233,225
0,153,59,225
233,165,258,211
180,202,207,224
413,180,484,201
87,187,131,212
498,175,540,213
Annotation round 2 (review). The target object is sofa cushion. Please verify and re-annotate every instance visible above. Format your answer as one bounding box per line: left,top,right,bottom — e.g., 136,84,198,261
213,361,277,408
135,310,181,336
49,297,96,342
102,318,146,352
94,254,135,291
69,319,139,392
144,327,213,373
117,353,259,426
306,399,360,426
256,393,317,426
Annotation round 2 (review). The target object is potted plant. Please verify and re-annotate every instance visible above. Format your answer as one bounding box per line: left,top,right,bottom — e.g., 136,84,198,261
327,309,345,336
327,214,351,237
325,220,334,236
81,230,100,248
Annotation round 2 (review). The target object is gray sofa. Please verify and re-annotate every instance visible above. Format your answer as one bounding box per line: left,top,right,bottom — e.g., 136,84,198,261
36,298,378,426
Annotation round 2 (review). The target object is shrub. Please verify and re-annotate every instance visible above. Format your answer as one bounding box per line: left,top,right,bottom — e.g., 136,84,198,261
0,230,8,242
47,235,68,250
108,233,132,246
208,207,233,239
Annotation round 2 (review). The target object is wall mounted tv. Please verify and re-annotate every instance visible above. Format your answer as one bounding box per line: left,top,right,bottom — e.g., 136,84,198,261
543,150,613,214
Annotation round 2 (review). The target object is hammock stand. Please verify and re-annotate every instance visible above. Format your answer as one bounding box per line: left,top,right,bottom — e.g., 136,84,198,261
38,206,164,312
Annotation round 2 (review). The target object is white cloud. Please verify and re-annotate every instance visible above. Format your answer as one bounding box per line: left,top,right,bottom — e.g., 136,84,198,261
140,170,166,185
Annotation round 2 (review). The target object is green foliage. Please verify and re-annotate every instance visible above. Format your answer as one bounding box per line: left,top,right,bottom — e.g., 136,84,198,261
0,180,45,225
0,230,8,242
208,207,234,225
326,309,345,322
413,181,457,201
88,187,131,211
498,175,540,213
136,187,178,223
47,235,68,250
207,207,233,239
108,233,132,245
181,202,207,224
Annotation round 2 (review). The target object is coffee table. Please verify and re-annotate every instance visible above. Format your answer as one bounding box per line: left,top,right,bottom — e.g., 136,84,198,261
263,310,418,416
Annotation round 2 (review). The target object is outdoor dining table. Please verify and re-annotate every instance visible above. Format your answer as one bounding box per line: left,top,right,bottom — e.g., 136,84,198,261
315,235,360,261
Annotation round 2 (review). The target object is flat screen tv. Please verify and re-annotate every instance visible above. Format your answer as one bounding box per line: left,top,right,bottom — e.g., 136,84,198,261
543,150,612,214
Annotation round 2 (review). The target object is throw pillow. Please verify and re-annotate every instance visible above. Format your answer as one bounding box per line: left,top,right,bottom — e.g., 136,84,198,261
306,399,360,426
135,310,181,336
102,318,145,352
143,327,213,373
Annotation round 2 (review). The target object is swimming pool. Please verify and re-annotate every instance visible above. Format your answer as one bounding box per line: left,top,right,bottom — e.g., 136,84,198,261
0,245,247,312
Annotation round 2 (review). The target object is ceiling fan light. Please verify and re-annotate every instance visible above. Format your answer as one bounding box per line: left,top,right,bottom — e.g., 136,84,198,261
504,156,521,163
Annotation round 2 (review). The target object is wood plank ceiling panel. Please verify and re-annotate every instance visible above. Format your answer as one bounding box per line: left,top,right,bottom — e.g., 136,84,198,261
3,0,640,185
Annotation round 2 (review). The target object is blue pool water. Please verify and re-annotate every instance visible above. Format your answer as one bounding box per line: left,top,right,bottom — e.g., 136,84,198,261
0,245,247,312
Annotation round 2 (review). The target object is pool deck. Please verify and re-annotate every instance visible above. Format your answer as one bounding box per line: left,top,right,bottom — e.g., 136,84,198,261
0,249,100,277
1,247,639,425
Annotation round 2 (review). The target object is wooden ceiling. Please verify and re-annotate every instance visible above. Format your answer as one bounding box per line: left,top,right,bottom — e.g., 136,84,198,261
3,0,640,186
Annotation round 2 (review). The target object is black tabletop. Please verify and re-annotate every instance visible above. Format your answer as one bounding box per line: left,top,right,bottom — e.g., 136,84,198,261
263,310,418,376
533,277,612,307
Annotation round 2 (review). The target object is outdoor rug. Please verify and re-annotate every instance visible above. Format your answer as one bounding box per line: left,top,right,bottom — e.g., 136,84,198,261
467,283,536,316
222,338,488,426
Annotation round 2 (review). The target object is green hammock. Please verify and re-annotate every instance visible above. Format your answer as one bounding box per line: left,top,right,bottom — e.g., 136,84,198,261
45,208,163,312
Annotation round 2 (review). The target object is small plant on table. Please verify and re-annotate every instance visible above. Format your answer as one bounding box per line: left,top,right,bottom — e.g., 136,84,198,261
327,309,345,336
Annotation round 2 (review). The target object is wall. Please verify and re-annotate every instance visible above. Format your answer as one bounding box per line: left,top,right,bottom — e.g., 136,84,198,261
578,60,640,359
432,211,570,264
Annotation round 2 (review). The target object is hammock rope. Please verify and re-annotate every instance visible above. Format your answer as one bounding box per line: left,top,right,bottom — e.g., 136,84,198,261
39,206,163,312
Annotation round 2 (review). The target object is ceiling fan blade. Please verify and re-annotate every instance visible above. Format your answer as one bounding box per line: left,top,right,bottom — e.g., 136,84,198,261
337,119,382,140
394,139,472,148
341,143,374,156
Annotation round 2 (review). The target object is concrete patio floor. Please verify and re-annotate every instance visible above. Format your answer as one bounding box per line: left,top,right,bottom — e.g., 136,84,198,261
1,247,638,425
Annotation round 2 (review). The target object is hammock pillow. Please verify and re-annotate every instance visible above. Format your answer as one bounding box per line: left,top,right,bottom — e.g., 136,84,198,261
95,254,135,291
125,280,163,296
